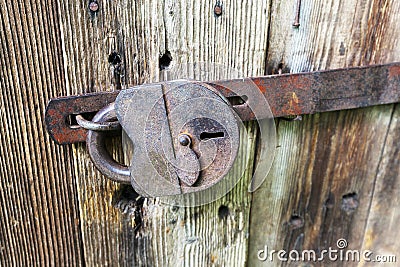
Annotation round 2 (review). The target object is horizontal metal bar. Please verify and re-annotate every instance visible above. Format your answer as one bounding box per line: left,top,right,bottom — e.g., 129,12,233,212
45,91,119,144
211,62,400,120
45,62,400,144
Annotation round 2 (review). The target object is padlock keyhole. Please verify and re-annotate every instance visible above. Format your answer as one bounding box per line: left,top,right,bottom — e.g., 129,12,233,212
199,131,225,140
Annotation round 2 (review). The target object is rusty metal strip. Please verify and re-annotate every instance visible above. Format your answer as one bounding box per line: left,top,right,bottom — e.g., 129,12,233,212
45,62,400,144
45,91,119,144
211,62,400,120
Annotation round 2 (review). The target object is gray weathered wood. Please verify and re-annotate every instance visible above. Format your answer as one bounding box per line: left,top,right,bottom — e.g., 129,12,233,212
359,104,400,262
57,0,267,266
0,0,83,265
248,0,400,266
1,0,399,266
58,0,163,265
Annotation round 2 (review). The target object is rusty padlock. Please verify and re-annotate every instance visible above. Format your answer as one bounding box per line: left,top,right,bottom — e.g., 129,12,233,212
83,63,278,206
87,79,249,206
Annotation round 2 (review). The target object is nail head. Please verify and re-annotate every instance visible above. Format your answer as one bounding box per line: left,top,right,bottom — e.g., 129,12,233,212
178,134,191,146
214,1,223,17
89,1,99,12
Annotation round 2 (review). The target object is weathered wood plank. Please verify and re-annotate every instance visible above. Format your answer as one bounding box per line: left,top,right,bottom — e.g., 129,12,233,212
57,0,164,265
359,104,399,263
249,0,400,265
143,1,270,266
59,0,269,266
0,0,83,265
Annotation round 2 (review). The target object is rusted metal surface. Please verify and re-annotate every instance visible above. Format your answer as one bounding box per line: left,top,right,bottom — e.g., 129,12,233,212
45,91,118,144
162,82,240,194
45,62,400,144
213,62,400,120
175,134,200,186
113,81,240,197
115,83,182,197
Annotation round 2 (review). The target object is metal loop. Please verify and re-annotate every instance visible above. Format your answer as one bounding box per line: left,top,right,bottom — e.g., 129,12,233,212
86,102,131,184
76,114,121,131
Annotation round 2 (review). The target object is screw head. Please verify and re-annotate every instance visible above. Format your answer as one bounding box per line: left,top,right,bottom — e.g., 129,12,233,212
178,134,191,146
214,1,222,17
89,1,99,12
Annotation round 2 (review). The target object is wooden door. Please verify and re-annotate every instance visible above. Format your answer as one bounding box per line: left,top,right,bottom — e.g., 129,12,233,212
1,0,399,266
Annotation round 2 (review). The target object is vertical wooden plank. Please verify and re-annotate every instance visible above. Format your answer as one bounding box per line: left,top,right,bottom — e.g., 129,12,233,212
142,1,271,266
58,0,270,266
0,0,83,265
249,0,400,265
359,104,400,263
57,0,164,265
357,2,400,262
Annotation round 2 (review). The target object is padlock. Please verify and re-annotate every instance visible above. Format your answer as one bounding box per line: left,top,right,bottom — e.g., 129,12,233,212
84,71,278,206
87,80,244,205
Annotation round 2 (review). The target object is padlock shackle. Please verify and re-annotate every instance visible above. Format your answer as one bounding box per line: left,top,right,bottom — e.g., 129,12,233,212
87,103,131,184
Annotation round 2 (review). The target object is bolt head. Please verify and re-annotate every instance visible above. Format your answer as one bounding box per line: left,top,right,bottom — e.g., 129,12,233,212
214,5,222,16
178,134,191,146
89,1,99,12
214,1,223,17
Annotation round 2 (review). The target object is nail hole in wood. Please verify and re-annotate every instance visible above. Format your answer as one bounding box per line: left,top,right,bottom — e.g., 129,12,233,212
218,205,229,220
112,185,144,231
159,51,172,70
108,51,122,65
171,206,179,212
88,0,99,13
341,192,359,214
289,215,304,229
214,1,223,17
339,42,346,56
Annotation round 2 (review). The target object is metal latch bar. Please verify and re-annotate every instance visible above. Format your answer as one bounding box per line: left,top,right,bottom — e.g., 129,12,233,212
45,62,400,144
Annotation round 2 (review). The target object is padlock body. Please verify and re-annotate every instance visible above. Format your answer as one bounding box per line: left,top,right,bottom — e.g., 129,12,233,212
115,81,240,197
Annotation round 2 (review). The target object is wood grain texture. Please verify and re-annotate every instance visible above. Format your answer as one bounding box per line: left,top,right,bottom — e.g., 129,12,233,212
57,0,163,265
359,104,400,261
0,0,83,265
58,0,267,266
249,0,400,266
1,0,399,266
